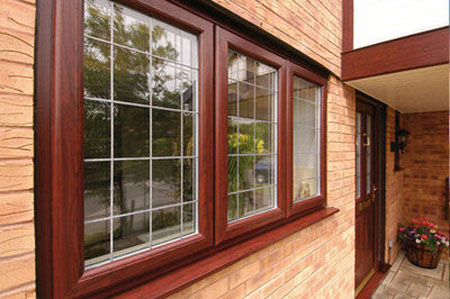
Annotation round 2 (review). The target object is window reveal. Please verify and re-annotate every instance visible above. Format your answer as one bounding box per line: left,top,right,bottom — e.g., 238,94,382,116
83,0,199,267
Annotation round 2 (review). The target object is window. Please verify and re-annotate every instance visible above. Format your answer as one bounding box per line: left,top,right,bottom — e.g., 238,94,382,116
227,50,278,223
83,0,200,268
286,62,326,217
292,76,321,202
215,27,287,244
35,1,329,297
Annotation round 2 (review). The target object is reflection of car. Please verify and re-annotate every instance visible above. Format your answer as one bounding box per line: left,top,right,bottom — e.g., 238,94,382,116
255,157,271,184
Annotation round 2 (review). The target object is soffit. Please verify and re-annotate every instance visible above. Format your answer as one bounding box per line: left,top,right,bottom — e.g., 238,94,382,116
347,64,449,113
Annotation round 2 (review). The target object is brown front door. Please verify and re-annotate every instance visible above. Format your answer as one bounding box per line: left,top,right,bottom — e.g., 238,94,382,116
355,99,377,293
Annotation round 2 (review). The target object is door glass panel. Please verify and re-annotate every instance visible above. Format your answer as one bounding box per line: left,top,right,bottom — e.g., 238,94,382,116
356,112,361,198
293,76,321,202
366,114,372,194
83,0,199,268
227,50,278,222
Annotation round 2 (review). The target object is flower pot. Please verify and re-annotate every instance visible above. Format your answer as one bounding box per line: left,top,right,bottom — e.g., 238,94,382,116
406,242,443,269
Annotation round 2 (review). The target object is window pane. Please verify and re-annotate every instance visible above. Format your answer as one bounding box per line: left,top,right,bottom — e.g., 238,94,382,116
152,206,181,246
85,162,110,221
356,113,361,198
366,115,372,194
84,100,111,158
85,0,111,40
83,0,199,268
84,38,110,99
114,104,149,158
227,50,278,223
113,213,150,258
152,58,179,109
114,47,150,104
113,160,150,214
113,4,150,52
293,76,321,202
84,221,110,267
182,203,195,236
152,109,181,157
152,159,181,208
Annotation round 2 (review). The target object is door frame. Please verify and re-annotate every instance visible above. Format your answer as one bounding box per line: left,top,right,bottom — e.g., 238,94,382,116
355,91,388,288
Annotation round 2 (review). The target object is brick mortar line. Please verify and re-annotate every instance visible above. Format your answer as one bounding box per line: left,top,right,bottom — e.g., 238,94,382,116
0,220,34,229
278,0,342,42
0,58,34,69
293,0,343,34
0,25,35,39
284,235,354,297
328,111,356,120
258,20,341,70
0,93,33,100
248,226,352,297
258,0,342,55
0,250,34,263
0,58,34,68
231,213,354,297
0,188,34,195
299,0,341,33
0,157,33,162
226,1,341,70
13,0,36,8
0,281,35,298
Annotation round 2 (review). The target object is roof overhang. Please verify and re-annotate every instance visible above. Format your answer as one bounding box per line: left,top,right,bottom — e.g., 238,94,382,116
342,26,449,113
347,64,449,113
342,26,449,81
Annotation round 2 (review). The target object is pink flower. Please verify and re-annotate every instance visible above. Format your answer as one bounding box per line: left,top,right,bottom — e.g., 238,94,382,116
399,227,406,232
437,242,441,246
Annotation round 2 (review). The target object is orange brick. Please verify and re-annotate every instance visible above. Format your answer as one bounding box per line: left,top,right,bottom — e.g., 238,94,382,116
0,160,33,192
0,191,34,225
0,254,35,291
190,277,229,299
229,260,260,289
0,222,34,258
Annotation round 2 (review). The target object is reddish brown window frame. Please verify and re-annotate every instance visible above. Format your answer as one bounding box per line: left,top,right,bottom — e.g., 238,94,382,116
286,62,327,218
35,0,330,297
35,0,214,297
215,26,287,245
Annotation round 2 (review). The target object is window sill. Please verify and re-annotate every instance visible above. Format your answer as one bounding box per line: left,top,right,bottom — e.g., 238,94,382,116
114,206,339,298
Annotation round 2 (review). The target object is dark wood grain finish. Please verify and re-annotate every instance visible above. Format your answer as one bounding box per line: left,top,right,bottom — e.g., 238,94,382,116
35,1,84,298
356,268,389,299
286,62,327,218
355,93,388,292
35,0,336,297
35,0,214,297
355,100,376,289
445,178,449,221
342,26,449,81
342,0,353,52
34,0,55,297
215,26,288,245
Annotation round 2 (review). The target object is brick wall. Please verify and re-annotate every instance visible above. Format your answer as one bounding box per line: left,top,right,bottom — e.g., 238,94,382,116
169,76,356,298
402,111,449,241
0,0,36,298
384,107,404,265
210,0,342,76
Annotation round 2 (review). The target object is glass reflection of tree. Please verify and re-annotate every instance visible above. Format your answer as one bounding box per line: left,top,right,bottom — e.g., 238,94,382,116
84,3,192,258
226,54,274,220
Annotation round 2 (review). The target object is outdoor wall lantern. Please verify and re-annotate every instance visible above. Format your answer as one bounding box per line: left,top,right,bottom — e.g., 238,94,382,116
390,129,410,154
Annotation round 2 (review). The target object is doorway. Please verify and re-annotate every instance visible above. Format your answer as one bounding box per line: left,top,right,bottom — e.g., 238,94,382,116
355,94,386,296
